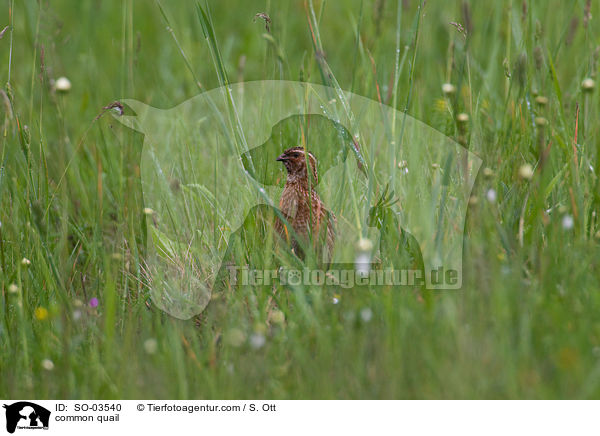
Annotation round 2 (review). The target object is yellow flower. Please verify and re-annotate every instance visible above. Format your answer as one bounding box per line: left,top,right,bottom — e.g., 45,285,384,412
433,98,447,112
34,307,49,321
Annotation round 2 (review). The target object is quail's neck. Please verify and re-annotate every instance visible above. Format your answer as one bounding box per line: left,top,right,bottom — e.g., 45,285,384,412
285,169,308,186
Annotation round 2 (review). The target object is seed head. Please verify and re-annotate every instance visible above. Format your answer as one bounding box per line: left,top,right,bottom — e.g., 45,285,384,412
482,167,494,178
249,332,266,349
442,83,456,95
582,78,595,92
534,96,548,106
534,46,544,69
518,164,534,180
225,328,246,347
270,309,285,324
356,237,373,252
558,205,568,214
456,113,469,124
41,359,55,371
143,338,158,355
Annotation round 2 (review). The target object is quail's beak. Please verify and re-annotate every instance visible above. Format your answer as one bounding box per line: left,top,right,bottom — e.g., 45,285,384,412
276,153,288,162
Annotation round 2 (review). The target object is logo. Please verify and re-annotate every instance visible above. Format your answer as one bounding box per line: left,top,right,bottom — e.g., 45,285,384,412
3,402,50,433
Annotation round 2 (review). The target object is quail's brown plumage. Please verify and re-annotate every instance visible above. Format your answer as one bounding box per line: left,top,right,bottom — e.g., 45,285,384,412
275,147,335,263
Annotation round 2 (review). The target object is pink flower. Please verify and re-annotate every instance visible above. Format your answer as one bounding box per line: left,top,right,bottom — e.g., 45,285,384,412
89,297,99,308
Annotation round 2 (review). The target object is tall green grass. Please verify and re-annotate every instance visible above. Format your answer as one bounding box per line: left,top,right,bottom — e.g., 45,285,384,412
1,0,600,398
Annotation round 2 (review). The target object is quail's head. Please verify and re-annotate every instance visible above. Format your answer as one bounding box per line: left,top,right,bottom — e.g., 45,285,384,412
276,146,318,184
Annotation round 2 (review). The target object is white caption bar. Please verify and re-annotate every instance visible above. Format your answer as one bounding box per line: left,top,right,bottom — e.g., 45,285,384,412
0,400,596,435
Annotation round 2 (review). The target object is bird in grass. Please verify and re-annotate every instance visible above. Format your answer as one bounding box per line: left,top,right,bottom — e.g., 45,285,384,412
275,146,336,263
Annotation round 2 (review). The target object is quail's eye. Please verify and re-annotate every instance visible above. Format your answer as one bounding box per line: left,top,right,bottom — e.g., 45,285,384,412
292,153,300,158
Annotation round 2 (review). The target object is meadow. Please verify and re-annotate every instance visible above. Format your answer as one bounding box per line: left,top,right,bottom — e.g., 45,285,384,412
1,0,600,398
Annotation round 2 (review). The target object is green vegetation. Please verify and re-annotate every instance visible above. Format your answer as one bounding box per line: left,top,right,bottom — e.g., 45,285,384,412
1,0,600,398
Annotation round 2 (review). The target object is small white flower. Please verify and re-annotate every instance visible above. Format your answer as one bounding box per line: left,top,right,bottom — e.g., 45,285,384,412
562,215,574,230
21,257,31,267
360,307,373,322
8,283,19,294
356,237,373,252
249,333,266,349
486,189,497,203
456,113,469,123
518,164,534,180
582,78,595,92
41,359,55,371
143,338,158,354
442,83,456,95
355,252,371,277
355,238,374,277
54,77,72,92
143,207,154,215
72,309,82,321
332,296,340,305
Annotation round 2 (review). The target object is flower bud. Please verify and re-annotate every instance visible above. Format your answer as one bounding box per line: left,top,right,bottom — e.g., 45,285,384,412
582,78,595,92
518,164,534,180
442,83,456,95
54,77,72,93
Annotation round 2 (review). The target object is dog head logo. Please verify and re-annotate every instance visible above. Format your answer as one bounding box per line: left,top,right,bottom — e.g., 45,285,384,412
113,80,481,319
3,402,50,433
